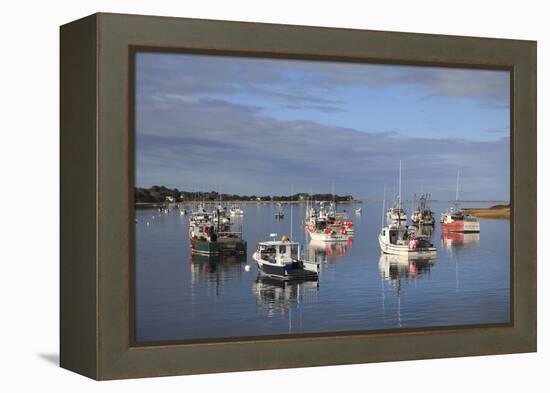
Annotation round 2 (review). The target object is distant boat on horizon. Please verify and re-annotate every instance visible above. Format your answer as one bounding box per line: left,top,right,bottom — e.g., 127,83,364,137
440,170,481,233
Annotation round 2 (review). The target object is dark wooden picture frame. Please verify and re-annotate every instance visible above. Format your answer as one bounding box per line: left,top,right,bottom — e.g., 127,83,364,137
60,12,536,380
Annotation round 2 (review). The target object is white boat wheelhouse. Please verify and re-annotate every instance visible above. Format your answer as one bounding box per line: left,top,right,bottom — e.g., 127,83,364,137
253,239,319,279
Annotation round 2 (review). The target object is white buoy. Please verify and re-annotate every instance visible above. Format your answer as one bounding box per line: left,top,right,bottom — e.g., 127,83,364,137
244,265,250,272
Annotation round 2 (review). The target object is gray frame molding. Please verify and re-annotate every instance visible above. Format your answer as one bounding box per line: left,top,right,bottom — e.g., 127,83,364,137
60,12,536,380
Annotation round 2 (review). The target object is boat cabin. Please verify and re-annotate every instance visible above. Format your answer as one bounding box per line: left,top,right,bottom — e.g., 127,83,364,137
442,210,478,223
256,240,300,264
380,225,432,248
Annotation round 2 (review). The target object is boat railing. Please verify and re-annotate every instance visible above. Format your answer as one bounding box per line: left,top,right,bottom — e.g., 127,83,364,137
218,231,243,238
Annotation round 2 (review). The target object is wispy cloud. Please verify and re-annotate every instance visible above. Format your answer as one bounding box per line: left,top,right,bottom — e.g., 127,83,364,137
135,52,510,200
136,52,510,113
136,95,509,200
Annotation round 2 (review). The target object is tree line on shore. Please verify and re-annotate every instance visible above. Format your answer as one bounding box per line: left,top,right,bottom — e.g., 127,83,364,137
135,186,356,204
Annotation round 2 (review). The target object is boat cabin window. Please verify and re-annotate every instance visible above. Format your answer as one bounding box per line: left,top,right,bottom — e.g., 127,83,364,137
389,229,397,244
290,244,298,259
259,245,276,258
279,245,286,255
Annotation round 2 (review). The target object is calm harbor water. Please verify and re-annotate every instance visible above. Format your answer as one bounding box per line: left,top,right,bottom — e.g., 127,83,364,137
134,201,510,343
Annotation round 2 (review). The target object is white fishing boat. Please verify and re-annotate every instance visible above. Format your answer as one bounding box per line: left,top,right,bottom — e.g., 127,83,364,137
189,204,209,225
440,170,480,233
378,161,436,258
306,209,351,242
229,205,244,216
387,207,407,223
379,224,436,257
253,235,319,280
212,205,231,228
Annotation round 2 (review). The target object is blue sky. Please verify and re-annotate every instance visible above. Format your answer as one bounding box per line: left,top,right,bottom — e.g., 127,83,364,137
135,52,510,201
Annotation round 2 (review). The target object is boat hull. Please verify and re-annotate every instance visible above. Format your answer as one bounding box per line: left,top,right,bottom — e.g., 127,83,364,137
378,235,437,258
308,230,349,242
441,220,480,233
191,238,247,256
253,253,319,280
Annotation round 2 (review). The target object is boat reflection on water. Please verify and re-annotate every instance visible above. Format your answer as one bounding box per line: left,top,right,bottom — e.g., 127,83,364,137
378,253,436,283
190,254,246,293
253,275,319,319
378,253,436,328
307,238,352,264
440,231,480,249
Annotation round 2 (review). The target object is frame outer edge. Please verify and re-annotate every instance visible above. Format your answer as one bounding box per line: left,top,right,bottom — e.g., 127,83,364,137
513,41,537,351
60,13,99,379
91,13,537,379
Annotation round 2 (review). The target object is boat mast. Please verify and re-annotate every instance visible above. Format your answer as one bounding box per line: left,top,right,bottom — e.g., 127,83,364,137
306,189,309,218
290,184,294,240
382,185,387,227
398,160,402,211
455,169,460,203
331,180,336,212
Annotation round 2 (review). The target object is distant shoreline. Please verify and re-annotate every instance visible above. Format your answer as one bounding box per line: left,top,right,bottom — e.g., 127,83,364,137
135,200,363,209
463,205,510,219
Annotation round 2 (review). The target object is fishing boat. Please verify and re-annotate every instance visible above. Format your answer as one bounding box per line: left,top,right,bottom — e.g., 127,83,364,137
411,193,435,225
440,170,480,233
378,161,436,258
379,224,437,257
188,206,246,256
387,161,407,223
387,207,407,223
229,205,244,216
253,234,319,280
306,208,350,242
189,204,209,224
275,204,284,219
441,208,480,232
212,205,231,229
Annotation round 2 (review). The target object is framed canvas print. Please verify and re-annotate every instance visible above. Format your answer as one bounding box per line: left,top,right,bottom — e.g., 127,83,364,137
60,13,537,380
